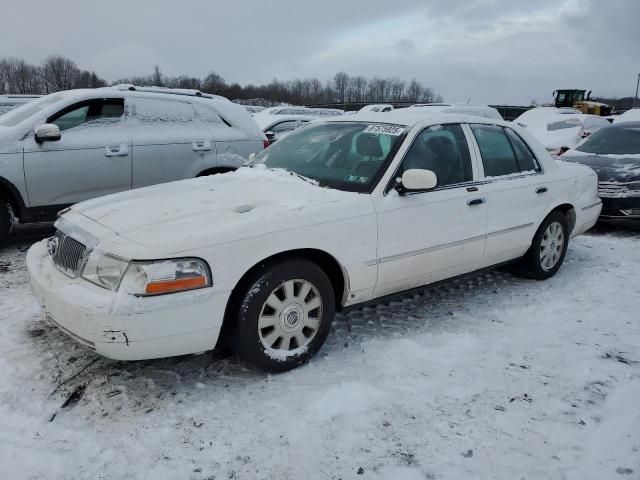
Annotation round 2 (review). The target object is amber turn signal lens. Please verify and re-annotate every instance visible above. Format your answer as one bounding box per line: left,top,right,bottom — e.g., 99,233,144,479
145,275,208,295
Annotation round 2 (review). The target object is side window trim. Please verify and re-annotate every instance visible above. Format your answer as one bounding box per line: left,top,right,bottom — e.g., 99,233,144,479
383,122,476,195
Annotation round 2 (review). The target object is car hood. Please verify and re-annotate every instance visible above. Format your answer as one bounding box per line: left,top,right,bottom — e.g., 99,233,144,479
69,167,364,255
561,152,640,182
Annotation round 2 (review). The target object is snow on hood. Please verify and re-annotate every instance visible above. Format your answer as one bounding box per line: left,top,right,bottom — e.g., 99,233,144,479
69,167,358,254
561,152,640,182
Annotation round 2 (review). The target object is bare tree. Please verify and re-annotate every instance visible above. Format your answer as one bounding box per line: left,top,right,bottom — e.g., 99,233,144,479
333,72,349,104
202,71,225,94
42,55,80,93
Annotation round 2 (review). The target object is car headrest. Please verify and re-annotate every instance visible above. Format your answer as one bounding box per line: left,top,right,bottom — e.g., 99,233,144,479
356,133,383,157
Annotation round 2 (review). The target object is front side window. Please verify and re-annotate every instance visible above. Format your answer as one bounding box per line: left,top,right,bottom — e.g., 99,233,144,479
472,124,528,177
400,124,473,187
249,122,406,192
48,99,124,131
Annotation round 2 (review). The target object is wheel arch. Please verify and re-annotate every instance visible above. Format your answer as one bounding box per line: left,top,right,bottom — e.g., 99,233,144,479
548,203,576,235
0,176,26,219
220,248,349,343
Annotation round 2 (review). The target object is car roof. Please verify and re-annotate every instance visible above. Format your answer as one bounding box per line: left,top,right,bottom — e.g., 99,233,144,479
323,110,511,128
610,121,640,129
254,114,318,130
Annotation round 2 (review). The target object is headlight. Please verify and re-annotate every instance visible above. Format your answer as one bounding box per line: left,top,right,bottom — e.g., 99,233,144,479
120,258,211,296
81,251,129,291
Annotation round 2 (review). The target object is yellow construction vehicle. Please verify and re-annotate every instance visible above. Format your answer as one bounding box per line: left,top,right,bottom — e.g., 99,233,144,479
553,89,612,116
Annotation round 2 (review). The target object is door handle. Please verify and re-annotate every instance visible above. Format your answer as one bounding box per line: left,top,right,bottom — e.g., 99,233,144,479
536,187,548,194
105,144,129,157
467,197,486,206
192,140,212,152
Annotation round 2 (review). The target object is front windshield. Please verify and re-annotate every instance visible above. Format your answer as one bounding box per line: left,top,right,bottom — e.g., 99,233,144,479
576,126,640,155
0,93,66,127
249,122,406,192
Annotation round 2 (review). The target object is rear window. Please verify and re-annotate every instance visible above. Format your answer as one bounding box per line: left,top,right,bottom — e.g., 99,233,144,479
576,127,640,155
547,118,581,131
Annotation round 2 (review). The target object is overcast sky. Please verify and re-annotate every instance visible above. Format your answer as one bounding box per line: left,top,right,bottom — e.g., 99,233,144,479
1,0,638,104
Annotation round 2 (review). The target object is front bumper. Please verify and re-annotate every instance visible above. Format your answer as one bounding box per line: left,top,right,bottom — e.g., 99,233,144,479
599,197,640,224
26,240,230,360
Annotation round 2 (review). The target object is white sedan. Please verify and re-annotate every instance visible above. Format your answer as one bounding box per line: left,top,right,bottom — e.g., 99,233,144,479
27,111,602,372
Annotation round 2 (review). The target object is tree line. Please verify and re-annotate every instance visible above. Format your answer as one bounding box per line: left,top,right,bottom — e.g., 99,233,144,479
0,55,443,106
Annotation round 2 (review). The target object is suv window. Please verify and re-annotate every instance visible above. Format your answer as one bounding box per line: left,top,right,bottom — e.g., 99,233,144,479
472,124,539,177
193,103,225,125
400,124,473,187
48,99,124,131
135,98,196,123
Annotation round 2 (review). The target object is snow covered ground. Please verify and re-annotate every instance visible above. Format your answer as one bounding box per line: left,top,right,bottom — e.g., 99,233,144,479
0,224,639,480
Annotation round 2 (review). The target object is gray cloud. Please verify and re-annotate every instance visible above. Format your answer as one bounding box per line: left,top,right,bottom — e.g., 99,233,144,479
0,0,637,104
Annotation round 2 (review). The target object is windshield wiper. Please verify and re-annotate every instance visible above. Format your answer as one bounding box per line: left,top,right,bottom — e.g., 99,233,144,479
289,171,319,185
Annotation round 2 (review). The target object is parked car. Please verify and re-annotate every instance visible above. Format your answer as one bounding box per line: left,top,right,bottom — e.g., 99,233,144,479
560,122,640,224
27,111,601,372
243,105,265,115
359,104,394,113
255,106,343,118
254,114,316,144
0,94,40,116
515,107,610,155
0,85,266,243
613,108,640,124
407,103,503,120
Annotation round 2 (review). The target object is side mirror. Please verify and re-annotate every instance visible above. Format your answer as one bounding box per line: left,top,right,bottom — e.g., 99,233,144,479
265,131,276,144
34,123,61,143
396,169,438,194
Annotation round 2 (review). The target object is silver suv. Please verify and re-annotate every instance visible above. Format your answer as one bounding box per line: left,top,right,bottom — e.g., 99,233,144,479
0,85,266,243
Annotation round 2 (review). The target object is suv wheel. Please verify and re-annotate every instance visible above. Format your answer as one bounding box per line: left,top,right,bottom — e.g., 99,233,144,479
519,211,569,280
230,259,335,372
0,200,14,246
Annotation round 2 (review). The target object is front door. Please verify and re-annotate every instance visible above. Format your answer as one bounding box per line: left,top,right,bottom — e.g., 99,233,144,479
373,123,488,297
24,98,131,206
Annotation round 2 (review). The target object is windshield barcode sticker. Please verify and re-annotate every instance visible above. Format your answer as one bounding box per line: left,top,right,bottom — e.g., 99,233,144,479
363,124,405,136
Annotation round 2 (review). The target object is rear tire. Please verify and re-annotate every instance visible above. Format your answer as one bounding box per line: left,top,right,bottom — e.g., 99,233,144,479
229,259,335,373
0,199,13,246
518,211,569,280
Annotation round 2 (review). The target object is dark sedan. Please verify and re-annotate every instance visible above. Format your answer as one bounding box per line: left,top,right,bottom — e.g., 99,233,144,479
561,122,640,224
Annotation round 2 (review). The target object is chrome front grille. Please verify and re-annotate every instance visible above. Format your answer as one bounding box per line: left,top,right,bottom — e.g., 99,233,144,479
51,230,87,277
598,182,628,198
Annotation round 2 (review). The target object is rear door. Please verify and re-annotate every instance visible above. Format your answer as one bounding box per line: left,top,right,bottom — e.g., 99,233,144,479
468,124,549,265
23,97,131,206
130,97,218,188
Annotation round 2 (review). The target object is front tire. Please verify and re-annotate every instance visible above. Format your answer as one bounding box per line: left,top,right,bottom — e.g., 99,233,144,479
230,259,335,372
519,211,569,280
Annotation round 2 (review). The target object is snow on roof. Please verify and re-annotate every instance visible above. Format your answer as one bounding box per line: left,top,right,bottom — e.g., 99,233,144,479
254,114,318,131
613,109,640,124
324,110,511,128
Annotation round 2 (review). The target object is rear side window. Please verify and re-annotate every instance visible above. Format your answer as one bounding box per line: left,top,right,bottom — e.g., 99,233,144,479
135,98,196,123
471,124,539,177
504,128,539,172
193,104,224,125
547,118,581,131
